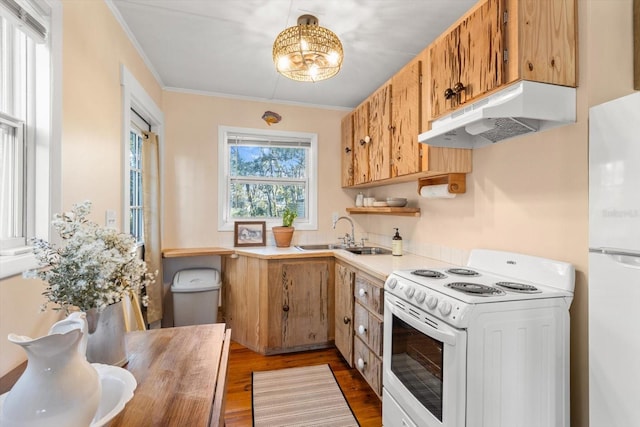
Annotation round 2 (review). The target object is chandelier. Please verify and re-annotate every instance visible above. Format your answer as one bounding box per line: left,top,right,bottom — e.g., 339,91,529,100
272,15,343,82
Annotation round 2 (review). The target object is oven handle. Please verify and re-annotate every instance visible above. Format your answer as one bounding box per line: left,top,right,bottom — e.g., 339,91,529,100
385,297,460,346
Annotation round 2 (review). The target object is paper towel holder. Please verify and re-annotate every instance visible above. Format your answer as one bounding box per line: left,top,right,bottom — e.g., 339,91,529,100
417,173,466,195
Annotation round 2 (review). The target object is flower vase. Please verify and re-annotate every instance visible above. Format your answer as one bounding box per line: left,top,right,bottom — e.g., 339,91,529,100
1,313,101,427
85,300,128,366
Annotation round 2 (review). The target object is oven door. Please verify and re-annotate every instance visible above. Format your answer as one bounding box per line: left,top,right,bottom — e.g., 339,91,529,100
383,293,467,427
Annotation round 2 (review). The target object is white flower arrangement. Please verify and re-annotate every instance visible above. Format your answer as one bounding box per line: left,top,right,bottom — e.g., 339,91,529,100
23,201,154,313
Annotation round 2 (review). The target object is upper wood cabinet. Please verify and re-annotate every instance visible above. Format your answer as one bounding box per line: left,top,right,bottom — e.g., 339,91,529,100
391,59,422,178
368,84,392,182
352,101,371,185
341,114,354,187
429,0,577,120
430,0,505,118
349,85,392,185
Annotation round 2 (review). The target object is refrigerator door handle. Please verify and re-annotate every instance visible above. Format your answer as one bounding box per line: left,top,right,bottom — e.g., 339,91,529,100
591,248,640,269
589,247,640,258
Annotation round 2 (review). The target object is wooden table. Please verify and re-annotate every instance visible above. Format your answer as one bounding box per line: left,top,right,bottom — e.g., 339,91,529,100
1,324,232,426
110,324,231,426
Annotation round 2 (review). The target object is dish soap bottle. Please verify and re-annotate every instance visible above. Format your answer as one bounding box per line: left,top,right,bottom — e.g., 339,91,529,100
392,228,403,256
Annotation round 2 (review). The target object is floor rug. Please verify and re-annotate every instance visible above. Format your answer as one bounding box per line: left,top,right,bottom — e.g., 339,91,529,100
252,364,359,426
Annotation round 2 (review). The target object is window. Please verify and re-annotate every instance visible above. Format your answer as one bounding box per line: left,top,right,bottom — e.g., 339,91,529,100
218,126,318,231
0,0,55,278
120,65,164,247
129,116,145,243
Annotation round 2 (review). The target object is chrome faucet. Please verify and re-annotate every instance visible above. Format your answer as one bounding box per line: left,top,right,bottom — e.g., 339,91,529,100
333,216,355,246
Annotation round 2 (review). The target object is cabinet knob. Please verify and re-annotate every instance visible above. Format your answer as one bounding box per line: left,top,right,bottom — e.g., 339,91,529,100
343,316,351,324
344,147,352,154
444,87,455,99
357,358,366,370
359,135,371,146
283,304,289,312
453,82,466,94
358,325,367,335
358,288,367,297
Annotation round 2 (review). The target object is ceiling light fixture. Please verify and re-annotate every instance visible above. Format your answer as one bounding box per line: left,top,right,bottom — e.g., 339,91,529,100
272,14,343,82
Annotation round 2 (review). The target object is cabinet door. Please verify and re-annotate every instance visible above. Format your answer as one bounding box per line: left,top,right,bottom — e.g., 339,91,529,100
368,84,392,181
340,113,354,187
352,101,370,185
222,255,263,352
391,60,422,177
335,262,355,366
458,0,504,104
430,0,503,119
279,260,331,349
430,26,461,118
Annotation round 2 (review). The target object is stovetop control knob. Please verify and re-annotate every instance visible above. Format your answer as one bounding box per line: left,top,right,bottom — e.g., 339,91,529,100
439,301,452,316
404,286,415,298
426,295,438,309
387,277,398,289
415,290,426,304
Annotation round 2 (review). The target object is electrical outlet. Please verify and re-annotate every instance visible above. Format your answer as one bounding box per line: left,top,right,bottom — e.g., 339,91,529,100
105,209,117,229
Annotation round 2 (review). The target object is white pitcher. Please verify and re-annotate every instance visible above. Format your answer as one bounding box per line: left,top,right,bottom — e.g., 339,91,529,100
1,312,102,427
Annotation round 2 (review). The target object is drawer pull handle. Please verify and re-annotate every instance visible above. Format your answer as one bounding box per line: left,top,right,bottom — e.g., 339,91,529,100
343,316,351,324
358,325,367,335
357,358,366,370
358,288,367,297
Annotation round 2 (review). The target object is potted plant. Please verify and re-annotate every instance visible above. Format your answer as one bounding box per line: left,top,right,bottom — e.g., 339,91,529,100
272,207,297,247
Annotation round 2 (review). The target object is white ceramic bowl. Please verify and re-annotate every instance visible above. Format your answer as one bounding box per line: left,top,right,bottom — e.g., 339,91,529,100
372,201,388,207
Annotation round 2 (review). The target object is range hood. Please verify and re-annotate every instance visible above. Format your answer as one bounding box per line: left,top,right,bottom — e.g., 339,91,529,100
418,81,576,149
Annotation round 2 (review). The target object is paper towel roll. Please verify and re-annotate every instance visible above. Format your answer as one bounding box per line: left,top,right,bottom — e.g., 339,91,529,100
420,184,456,199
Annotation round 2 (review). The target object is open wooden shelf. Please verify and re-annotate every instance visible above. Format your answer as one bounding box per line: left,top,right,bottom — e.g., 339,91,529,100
346,207,421,217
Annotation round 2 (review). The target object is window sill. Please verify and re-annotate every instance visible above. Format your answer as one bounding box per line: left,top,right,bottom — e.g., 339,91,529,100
0,252,38,280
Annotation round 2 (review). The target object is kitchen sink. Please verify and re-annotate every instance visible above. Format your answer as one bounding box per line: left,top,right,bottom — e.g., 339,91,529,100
344,247,392,255
295,243,347,250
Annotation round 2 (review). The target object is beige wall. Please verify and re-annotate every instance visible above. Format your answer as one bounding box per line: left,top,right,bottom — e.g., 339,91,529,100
0,0,162,376
161,92,352,248
0,0,636,425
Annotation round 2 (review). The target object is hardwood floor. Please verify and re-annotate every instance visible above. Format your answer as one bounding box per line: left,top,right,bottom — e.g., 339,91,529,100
224,341,383,426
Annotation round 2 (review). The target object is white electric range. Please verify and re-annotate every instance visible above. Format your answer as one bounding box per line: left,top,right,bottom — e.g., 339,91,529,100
382,249,575,427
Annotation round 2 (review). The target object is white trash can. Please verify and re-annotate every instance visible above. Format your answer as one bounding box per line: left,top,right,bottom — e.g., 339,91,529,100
171,268,221,326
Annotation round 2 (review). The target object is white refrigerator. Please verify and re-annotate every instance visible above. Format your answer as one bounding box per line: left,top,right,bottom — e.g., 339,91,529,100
588,92,640,427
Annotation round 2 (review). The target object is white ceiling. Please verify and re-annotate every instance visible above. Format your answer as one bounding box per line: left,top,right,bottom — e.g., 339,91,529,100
110,0,478,109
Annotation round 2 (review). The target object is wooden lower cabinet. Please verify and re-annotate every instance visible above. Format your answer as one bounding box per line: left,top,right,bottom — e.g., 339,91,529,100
354,335,382,397
267,258,334,353
335,261,355,367
222,255,334,355
352,268,385,397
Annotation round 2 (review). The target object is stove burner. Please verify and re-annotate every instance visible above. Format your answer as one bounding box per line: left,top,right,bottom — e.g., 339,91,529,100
411,269,446,279
447,268,480,276
494,281,541,293
445,282,506,296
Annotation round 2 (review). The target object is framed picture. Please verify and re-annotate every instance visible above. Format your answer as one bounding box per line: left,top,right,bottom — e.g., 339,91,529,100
234,221,266,247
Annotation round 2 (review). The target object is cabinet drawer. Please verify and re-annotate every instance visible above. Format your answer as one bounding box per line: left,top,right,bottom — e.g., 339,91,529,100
354,336,382,396
354,275,383,315
354,302,383,356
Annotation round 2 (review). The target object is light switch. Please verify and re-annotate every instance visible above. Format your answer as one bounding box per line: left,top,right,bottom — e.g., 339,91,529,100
105,210,117,229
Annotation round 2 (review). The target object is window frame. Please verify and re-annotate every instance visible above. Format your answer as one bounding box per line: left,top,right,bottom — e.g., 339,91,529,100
218,126,318,232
